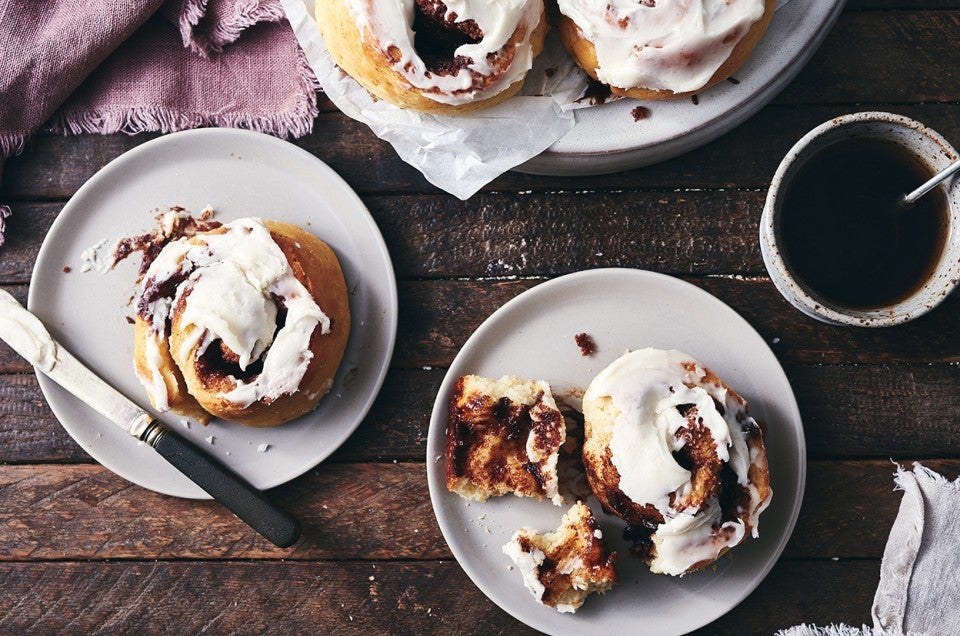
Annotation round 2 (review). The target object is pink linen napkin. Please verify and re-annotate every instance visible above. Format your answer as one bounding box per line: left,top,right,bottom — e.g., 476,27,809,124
0,0,318,158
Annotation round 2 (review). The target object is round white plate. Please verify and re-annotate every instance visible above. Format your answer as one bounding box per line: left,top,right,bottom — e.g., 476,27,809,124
426,269,805,635
522,0,846,175
29,128,398,499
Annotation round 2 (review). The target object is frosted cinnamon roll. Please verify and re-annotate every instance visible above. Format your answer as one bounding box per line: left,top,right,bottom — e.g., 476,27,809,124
556,0,776,100
316,0,548,113
582,349,771,576
133,218,350,427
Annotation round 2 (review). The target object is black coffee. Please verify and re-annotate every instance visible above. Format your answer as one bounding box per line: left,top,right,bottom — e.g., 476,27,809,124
779,137,949,309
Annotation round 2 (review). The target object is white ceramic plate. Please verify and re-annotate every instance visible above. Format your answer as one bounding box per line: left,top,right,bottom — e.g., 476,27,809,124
29,128,398,499
521,0,847,175
426,269,805,635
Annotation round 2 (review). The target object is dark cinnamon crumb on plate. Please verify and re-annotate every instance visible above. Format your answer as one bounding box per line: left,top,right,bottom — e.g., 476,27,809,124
631,106,651,122
575,332,597,356
691,94,700,105
726,76,740,85
62,266,71,273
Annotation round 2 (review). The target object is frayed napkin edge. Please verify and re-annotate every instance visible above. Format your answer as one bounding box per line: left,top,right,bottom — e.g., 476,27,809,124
47,46,320,140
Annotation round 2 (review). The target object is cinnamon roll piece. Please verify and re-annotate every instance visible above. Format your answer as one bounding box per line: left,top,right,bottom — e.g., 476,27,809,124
582,348,772,575
316,0,548,113
503,501,618,613
556,0,776,100
446,374,565,505
133,218,350,427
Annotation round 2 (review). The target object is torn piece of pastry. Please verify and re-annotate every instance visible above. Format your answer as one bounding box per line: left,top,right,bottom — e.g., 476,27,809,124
582,348,772,576
503,501,618,613
133,217,350,427
446,374,565,504
556,0,776,100
316,0,549,113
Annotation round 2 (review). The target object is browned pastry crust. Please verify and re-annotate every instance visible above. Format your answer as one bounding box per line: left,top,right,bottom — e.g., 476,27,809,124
445,375,565,503
316,0,549,114
133,221,350,427
557,0,777,100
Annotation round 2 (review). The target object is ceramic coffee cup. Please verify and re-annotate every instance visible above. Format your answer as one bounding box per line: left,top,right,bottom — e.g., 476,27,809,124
760,111,960,327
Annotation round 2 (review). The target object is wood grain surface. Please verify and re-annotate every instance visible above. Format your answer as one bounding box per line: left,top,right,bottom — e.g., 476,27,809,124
2,2,958,633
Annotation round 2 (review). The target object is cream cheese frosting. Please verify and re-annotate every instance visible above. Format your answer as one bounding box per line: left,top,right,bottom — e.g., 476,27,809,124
346,0,543,105
584,348,770,575
556,0,766,94
502,535,548,603
0,290,57,372
135,217,329,411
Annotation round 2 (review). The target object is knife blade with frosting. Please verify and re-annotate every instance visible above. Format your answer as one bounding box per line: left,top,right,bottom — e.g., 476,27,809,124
0,289,300,548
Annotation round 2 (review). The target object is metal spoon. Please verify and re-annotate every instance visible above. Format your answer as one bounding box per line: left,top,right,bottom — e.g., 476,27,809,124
901,158,960,207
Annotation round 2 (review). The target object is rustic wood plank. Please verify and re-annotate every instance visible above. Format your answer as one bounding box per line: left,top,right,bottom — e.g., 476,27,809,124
7,277,960,370
777,11,960,104
851,0,960,7
394,279,960,367
368,191,764,278
0,463,445,561
0,187,769,283
0,205,58,284
0,358,960,463
7,101,960,198
0,559,875,634
693,560,877,635
0,460,955,561
0,560,537,635
0,367,437,463
5,362,960,462
6,106,960,201
3,362,960,462
5,187,960,283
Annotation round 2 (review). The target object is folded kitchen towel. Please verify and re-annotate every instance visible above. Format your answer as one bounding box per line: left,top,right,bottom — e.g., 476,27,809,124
778,463,960,636
0,0,318,159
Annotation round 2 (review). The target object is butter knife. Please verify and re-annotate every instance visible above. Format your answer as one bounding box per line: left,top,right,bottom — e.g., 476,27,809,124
0,290,301,548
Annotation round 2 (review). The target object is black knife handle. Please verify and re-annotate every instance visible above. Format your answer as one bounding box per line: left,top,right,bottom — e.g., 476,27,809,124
147,424,301,548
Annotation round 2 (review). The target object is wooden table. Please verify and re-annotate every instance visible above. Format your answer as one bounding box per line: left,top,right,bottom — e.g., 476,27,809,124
1,0,958,632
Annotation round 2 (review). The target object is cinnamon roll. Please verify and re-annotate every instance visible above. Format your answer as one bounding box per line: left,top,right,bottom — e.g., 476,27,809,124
133,218,350,428
582,348,772,576
316,0,549,113
556,0,776,100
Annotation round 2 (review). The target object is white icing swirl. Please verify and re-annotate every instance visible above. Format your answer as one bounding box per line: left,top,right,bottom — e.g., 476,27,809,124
135,218,329,412
347,0,543,105
556,0,766,94
584,348,770,575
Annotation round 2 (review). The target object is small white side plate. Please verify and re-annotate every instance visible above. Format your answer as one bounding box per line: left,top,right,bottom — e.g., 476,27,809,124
426,269,805,635
29,128,398,499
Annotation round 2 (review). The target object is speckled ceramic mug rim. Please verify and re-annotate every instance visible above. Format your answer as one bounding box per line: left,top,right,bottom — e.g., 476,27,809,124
761,111,960,327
